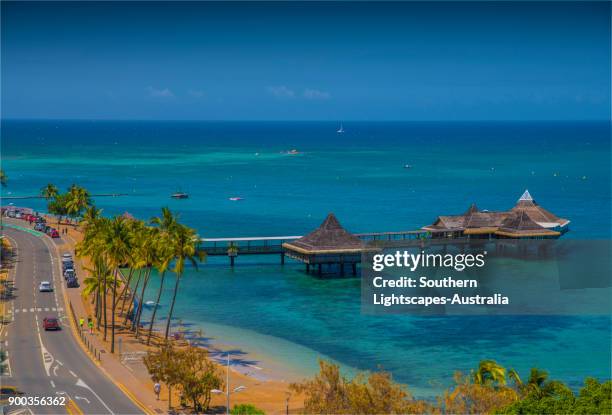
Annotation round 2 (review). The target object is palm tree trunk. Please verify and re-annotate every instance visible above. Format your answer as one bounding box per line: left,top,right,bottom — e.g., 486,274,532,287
96,265,102,326
103,273,108,340
114,268,134,310
146,271,166,346
164,274,181,341
134,268,152,338
110,270,118,353
124,269,143,325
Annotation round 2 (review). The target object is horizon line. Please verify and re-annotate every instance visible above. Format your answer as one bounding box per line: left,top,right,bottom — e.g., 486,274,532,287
1,118,610,123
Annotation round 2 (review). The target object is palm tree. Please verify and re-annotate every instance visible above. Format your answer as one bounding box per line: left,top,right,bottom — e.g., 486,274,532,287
164,224,205,341
473,360,507,387
508,368,522,388
146,208,179,345
41,183,59,199
525,368,549,397
104,216,130,354
77,214,108,330
134,227,159,338
66,185,91,226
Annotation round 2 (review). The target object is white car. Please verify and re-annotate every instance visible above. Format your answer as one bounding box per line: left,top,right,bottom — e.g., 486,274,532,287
39,281,53,292
62,253,73,260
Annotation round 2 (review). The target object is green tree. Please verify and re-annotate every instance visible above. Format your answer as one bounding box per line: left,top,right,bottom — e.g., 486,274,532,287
65,184,91,225
474,360,507,388
164,223,205,341
103,216,130,354
143,343,183,408
176,347,222,412
146,207,178,346
291,359,435,414
41,183,58,199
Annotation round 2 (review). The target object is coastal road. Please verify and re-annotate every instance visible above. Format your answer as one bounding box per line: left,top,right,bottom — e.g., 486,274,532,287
1,221,143,415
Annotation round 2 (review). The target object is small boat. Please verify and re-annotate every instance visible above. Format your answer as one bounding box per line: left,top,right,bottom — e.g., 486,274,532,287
229,197,244,201
403,164,412,169
171,191,189,199
144,301,160,308
337,123,344,134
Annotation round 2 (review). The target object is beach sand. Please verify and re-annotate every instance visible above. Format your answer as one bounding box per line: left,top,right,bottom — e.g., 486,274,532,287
52,218,306,414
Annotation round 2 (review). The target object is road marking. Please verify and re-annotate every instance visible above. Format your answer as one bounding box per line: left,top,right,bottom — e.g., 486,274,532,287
36,324,54,377
50,380,56,388
30,308,34,312
4,352,12,377
74,396,90,404
56,359,64,366
45,307,50,311
69,369,78,378
76,378,114,415
22,308,27,313
14,309,19,313
52,364,59,377
37,307,42,312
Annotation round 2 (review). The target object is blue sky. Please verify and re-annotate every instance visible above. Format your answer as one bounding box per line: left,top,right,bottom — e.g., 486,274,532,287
1,1,610,121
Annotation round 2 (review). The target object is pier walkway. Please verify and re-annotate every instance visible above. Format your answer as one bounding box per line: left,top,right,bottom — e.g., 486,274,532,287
200,230,428,265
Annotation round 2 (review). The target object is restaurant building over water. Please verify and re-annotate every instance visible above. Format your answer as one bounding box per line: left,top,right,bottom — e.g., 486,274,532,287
283,213,368,276
422,190,570,239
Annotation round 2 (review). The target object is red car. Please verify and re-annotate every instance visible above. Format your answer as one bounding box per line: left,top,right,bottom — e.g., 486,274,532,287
43,317,60,330
49,229,60,238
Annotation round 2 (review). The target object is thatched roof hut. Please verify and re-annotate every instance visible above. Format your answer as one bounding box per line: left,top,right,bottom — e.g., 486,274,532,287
422,190,569,239
495,210,560,238
510,190,570,229
283,213,365,254
422,203,507,235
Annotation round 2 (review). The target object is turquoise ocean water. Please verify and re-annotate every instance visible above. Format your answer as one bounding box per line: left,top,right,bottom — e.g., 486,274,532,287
2,120,610,396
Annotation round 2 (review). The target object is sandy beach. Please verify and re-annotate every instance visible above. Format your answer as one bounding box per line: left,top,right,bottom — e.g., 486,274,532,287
46,216,306,414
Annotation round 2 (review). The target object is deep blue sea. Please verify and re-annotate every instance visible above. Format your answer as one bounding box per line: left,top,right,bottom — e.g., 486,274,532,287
2,120,610,396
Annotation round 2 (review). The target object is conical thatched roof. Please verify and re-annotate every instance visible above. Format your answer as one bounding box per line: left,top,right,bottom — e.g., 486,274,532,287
496,210,560,237
464,203,479,215
511,189,569,227
283,213,365,254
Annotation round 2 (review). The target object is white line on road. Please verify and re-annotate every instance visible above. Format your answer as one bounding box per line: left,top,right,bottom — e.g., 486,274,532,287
76,378,114,414
50,380,56,388
69,369,78,378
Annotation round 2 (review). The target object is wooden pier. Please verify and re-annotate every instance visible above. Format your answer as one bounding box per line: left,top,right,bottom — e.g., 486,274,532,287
199,229,429,266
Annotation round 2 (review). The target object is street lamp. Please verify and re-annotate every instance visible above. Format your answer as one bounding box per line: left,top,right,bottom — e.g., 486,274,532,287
211,353,246,415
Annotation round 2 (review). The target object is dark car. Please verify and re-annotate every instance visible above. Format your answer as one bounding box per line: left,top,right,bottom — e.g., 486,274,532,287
64,269,75,280
62,261,74,272
43,317,60,331
67,277,79,288
34,223,45,232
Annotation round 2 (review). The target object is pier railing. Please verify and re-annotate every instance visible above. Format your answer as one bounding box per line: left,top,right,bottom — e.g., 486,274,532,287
199,230,429,257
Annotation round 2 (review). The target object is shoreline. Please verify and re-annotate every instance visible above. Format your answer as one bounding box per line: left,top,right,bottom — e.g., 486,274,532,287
36,213,308,412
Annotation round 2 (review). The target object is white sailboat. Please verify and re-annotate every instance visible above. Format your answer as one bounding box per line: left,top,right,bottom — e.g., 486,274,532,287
337,123,344,134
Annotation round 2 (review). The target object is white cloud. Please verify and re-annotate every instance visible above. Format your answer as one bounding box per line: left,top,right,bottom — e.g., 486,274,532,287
303,89,331,100
145,86,174,98
188,89,205,98
267,85,295,99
